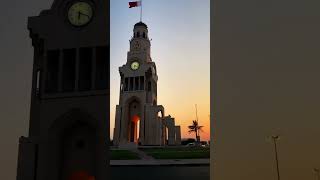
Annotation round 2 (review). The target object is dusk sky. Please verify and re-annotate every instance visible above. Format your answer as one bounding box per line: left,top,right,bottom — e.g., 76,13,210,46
2,0,320,179
110,0,210,140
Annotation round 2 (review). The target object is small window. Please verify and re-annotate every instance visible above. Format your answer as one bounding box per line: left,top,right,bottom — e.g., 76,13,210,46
143,32,146,38
137,32,140,38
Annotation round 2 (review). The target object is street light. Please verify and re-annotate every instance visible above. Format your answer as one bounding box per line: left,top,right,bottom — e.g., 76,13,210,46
271,135,281,180
313,168,320,180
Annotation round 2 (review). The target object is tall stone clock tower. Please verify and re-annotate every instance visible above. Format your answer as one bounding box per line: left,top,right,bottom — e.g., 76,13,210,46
113,22,181,147
16,0,109,180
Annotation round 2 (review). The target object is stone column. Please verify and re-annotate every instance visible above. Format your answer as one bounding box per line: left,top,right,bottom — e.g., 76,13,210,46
139,105,145,145
175,126,181,145
113,105,121,146
168,126,175,145
119,105,128,144
16,137,36,180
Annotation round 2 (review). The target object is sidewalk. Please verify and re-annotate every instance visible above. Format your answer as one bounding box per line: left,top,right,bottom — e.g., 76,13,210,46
110,159,210,166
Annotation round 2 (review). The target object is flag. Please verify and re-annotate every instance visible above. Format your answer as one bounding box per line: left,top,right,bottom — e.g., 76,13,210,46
129,1,141,8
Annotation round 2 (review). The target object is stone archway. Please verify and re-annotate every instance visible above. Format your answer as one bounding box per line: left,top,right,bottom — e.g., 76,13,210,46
130,115,140,143
62,122,96,180
48,109,99,180
127,98,142,144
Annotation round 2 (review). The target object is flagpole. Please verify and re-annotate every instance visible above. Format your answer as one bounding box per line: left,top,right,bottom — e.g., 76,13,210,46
140,0,143,22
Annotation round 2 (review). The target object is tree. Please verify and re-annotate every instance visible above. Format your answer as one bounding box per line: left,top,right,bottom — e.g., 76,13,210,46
188,120,204,144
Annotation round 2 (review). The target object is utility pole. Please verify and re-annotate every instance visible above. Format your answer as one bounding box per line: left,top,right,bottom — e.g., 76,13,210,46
271,135,281,180
314,168,320,180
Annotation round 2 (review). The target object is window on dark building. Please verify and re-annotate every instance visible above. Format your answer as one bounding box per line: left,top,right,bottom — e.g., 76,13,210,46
124,78,128,91
95,46,109,90
140,76,144,90
135,77,139,90
62,48,76,92
45,50,59,93
129,77,134,91
79,47,92,91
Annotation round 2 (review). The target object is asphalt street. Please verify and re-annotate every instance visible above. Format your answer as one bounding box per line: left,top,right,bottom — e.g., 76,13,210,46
111,165,210,180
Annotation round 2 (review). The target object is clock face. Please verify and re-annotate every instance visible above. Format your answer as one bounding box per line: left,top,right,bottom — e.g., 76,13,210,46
131,61,140,70
68,2,93,26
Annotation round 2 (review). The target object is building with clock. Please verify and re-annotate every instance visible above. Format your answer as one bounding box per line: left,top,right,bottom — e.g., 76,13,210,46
113,22,181,146
16,0,109,180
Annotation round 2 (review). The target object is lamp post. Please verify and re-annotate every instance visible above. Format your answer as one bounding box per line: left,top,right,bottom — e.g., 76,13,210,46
271,135,281,180
314,168,320,180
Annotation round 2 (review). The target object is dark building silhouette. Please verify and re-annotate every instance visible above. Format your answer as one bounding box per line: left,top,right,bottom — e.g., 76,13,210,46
16,0,109,180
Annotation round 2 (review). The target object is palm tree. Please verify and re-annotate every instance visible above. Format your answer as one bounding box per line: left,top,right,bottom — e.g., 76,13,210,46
188,120,203,145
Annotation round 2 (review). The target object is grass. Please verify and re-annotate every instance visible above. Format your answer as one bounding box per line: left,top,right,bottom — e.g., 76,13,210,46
140,147,210,159
110,150,140,160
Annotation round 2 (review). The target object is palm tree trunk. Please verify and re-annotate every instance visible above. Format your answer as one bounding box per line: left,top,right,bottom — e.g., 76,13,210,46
195,129,198,143
195,129,198,145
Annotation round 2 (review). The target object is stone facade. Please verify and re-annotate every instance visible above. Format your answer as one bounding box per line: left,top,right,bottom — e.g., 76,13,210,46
16,0,109,179
113,22,181,146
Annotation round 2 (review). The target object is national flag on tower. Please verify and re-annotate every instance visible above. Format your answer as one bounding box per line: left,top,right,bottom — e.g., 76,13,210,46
129,1,142,8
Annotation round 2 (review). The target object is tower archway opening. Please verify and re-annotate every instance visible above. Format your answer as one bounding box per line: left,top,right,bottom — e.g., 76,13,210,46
130,115,140,143
127,99,142,144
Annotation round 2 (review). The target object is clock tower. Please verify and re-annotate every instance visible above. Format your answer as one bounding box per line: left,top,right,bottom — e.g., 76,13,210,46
113,22,181,146
16,0,109,180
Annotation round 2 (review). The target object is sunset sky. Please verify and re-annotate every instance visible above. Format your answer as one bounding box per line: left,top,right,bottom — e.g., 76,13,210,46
110,0,210,141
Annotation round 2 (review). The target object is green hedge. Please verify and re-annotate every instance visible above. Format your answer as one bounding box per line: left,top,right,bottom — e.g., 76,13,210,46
140,147,210,159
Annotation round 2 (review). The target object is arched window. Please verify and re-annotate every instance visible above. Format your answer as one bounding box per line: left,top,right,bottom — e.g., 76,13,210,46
137,32,140,37
143,32,146,38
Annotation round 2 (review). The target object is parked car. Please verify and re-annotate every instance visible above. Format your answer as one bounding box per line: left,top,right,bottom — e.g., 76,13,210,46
186,142,196,147
200,141,209,147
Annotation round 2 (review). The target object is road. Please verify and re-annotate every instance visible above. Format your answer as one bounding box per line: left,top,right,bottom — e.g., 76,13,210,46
111,165,210,180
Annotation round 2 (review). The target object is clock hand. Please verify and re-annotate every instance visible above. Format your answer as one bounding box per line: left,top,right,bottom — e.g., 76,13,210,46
78,11,81,19
79,12,90,18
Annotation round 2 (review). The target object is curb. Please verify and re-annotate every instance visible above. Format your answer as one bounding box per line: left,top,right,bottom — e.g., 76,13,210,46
110,164,210,167
110,159,210,166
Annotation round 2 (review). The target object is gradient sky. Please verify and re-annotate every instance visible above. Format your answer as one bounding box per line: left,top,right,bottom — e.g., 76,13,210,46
2,0,320,180
110,0,210,141
213,0,320,179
